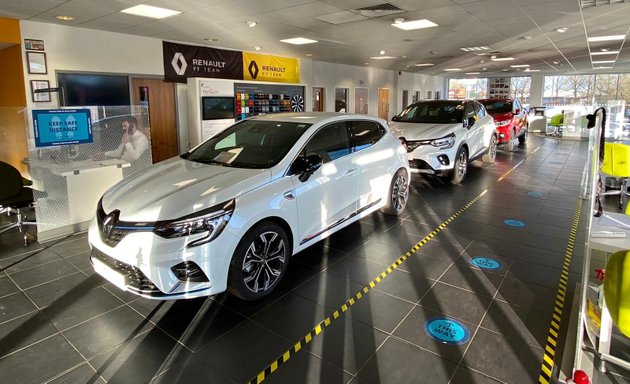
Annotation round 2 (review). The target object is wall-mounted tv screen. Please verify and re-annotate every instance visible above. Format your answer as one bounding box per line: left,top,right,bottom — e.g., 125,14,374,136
202,96,235,120
58,72,131,107
32,109,93,147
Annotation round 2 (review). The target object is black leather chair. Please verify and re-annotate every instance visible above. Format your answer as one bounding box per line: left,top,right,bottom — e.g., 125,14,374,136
0,161,38,245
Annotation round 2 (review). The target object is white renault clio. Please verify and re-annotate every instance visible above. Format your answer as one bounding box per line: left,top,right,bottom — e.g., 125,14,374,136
89,113,409,300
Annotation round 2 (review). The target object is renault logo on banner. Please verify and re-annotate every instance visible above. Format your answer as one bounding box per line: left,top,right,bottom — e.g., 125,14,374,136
248,61,259,79
171,52,188,76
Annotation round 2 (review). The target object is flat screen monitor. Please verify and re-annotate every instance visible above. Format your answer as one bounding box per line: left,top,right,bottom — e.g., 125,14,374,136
202,96,235,120
32,109,93,147
58,72,131,107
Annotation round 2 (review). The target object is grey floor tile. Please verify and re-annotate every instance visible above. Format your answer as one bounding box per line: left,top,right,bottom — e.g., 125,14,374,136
0,274,19,298
46,363,106,384
373,269,436,304
0,292,37,324
0,248,62,273
0,334,84,384
497,277,561,313
439,264,504,298
0,311,58,359
342,288,415,333
420,282,493,325
461,328,543,384
9,258,80,290
480,300,550,349
393,305,476,364
64,250,93,271
449,367,503,383
23,272,102,309
357,337,458,384
264,351,354,384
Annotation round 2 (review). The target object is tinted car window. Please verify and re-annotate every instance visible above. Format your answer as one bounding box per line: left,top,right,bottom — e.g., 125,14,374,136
351,121,384,152
473,102,485,118
303,122,350,163
392,101,464,124
464,103,476,119
185,120,311,168
480,100,513,114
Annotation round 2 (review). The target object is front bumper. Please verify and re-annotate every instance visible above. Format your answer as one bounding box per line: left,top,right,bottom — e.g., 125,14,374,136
407,145,457,175
87,216,233,300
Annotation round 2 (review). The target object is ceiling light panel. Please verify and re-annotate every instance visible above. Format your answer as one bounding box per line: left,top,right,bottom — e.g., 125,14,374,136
591,51,620,55
491,57,515,61
391,19,438,30
587,35,626,42
369,56,396,60
121,5,181,19
280,37,318,45
444,68,461,71
414,63,434,67
510,64,530,68
592,60,616,64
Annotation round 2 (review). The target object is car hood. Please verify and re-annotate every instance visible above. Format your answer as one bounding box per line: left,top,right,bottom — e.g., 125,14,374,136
101,157,271,222
389,122,461,141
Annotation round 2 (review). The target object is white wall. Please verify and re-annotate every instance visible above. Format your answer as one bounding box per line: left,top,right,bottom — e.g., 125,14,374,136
20,20,163,109
397,72,446,112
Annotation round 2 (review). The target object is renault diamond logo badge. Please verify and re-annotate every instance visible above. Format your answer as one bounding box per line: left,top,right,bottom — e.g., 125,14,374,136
102,210,119,238
248,60,259,79
171,52,188,76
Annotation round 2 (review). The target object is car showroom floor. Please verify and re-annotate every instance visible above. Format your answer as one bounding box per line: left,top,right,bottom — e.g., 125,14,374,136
1,135,628,384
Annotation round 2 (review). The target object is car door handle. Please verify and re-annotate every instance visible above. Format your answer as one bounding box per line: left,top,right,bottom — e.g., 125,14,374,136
344,168,358,176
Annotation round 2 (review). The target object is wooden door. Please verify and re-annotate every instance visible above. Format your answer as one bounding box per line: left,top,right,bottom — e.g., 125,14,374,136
378,88,389,120
312,87,325,112
132,78,178,163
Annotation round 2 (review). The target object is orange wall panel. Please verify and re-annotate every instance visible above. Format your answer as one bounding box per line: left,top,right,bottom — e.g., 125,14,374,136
0,17,20,44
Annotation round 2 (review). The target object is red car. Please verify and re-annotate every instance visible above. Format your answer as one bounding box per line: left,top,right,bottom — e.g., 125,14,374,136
478,98,528,151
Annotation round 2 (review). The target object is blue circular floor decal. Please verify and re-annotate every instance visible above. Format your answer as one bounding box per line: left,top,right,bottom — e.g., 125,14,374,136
504,219,526,227
470,257,502,270
528,191,545,198
424,317,471,345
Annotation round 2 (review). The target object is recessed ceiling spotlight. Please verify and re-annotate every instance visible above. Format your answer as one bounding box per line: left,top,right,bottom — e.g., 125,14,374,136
364,62,370,65
519,35,532,40
305,53,313,57
204,37,218,42
394,17,405,24
552,61,560,65
591,50,619,55
56,15,75,21
414,63,434,67
401,55,407,59
491,57,515,61
379,50,386,55
588,35,625,42
430,51,437,55
555,27,568,33
502,68,510,71
391,19,438,30
121,4,181,19
280,37,318,45
254,46,262,51
490,55,497,59
482,67,487,71
246,20,257,27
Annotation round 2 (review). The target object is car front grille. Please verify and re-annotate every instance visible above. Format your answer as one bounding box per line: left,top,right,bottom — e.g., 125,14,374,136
91,248,161,294
409,159,432,170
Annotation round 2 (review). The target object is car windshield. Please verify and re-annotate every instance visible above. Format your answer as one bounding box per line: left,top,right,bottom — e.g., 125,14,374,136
481,100,512,114
184,120,312,169
392,101,464,124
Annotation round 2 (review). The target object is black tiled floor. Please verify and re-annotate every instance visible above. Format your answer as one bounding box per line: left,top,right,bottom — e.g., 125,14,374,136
0,136,600,384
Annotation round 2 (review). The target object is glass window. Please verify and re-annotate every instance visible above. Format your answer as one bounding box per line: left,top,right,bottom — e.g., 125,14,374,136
448,78,488,99
543,75,595,105
335,88,348,112
351,121,383,152
509,77,531,104
594,74,619,102
479,99,513,114
303,122,350,163
473,102,485,118
186,120,311,168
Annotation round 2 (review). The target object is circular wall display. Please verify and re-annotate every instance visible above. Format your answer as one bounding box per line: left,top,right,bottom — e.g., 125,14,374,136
470,257,502,270
504,219,526,227
291,95,304,112
424,317,471,345
528,191,545,198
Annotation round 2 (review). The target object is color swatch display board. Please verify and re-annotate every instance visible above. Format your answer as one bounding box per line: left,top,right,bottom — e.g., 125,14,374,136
234,83,304,121
488,77,510,98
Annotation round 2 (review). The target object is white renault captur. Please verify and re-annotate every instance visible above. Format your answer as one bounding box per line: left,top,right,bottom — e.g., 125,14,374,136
390,100,497,184
88,113,409,300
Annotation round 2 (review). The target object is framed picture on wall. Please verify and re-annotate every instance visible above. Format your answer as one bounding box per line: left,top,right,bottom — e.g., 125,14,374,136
27,51,47,74
31,80,51,102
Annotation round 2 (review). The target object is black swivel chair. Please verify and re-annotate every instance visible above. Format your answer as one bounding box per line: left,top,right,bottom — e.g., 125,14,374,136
0,161,38,245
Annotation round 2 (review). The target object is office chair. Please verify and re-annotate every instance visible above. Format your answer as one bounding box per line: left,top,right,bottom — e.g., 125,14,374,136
0,161,38,245
601,142,630,210
547,113,564,137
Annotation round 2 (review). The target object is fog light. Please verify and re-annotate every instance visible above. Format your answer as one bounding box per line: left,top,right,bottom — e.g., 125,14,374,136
437,155,449,165
171,261,209,282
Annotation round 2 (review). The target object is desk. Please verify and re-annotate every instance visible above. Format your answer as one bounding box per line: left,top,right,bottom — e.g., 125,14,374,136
26,158,129,240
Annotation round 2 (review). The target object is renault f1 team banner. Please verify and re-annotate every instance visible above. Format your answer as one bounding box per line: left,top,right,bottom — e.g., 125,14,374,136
243,52,300,83
163,41,243,83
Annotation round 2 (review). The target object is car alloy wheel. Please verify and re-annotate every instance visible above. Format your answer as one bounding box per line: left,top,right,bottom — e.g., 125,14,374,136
242,230,286,293
482,134,497,164
451,147,468,184
229,221,290,300
392,173,408,212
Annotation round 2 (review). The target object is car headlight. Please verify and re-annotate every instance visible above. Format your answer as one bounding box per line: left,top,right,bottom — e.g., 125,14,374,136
495,120,511,127
153,200,235,247
400,137,430,153
430,133,455,149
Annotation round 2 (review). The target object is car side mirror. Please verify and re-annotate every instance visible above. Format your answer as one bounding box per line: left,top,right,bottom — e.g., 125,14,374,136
292,154,323,182
465,116,476,129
